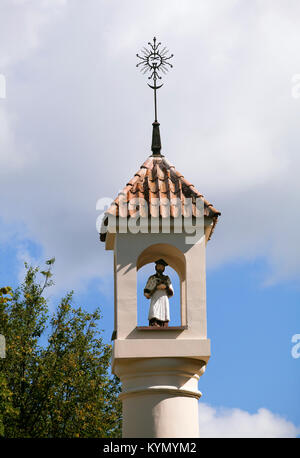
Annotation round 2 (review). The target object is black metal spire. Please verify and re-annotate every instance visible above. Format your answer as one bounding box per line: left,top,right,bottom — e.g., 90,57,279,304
136,37,174,156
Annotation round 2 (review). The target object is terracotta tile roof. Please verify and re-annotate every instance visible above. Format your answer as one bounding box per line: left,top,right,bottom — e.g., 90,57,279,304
100,156,221,242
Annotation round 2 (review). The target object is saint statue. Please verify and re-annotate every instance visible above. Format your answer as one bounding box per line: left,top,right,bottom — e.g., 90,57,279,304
144,259,174,328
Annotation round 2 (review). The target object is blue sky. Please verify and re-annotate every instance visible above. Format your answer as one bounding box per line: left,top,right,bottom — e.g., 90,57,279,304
205,258,300,424
0,0,300,437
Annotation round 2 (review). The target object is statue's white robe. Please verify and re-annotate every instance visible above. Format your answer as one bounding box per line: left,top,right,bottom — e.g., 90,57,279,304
148,283,174,322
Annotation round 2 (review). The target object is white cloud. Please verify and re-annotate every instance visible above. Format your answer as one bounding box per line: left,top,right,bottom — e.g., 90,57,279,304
1,0,300,292
0,0,67,67
198,403,300,438
15,241,40,284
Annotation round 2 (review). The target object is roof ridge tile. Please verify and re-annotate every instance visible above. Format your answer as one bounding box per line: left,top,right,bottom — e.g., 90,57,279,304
100,155,221,242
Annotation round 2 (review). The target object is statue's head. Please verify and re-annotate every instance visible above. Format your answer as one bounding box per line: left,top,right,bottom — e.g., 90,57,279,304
155,258,168,274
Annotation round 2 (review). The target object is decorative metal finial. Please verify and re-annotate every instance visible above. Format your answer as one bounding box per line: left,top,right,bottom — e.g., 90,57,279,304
136,37,174,156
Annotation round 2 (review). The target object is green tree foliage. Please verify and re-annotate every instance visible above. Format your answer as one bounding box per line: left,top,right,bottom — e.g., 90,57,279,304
0,260,121,437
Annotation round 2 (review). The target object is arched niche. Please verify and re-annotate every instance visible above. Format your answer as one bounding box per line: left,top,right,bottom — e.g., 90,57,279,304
137,243,187,327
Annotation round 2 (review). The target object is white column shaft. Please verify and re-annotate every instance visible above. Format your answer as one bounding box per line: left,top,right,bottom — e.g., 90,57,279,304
114,357,206,438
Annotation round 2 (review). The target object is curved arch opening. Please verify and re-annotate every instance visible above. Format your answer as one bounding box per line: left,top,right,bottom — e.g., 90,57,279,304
137,243,186,327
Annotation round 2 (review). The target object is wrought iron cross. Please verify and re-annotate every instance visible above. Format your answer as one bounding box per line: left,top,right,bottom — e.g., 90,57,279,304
136,37,174,123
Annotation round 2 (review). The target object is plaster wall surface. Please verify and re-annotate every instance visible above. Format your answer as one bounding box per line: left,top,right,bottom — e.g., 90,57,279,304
106,224,212,438
115,357,205,438
114,232,207,340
